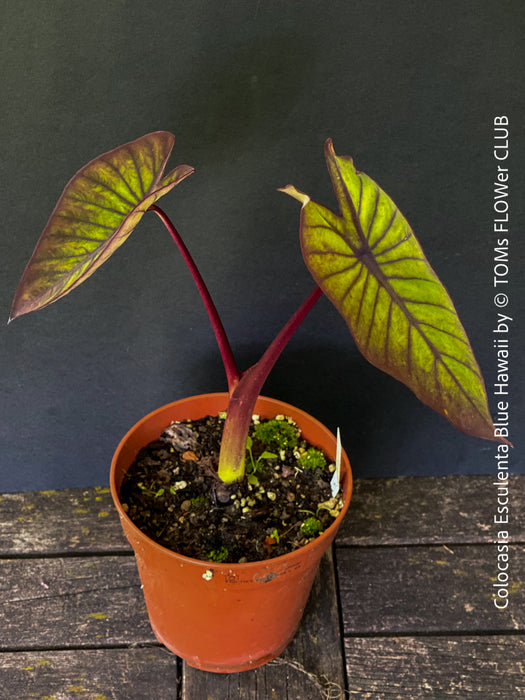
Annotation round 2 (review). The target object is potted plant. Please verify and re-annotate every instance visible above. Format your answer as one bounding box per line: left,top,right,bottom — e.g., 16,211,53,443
10,132,503,672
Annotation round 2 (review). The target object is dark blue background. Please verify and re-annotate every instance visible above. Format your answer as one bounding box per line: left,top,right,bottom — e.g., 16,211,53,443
2,1,524,491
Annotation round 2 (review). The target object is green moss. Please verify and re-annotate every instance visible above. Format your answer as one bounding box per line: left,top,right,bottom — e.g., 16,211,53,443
300,517,323,537
298,447,327,471
207,546,229,563
190,495,207,506
253,418,298,450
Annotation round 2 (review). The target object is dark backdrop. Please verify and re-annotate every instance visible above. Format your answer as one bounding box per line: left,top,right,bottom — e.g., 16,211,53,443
2,1,524,491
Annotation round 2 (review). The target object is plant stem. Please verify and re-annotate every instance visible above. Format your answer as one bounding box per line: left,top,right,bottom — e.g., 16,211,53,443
149,202,324,484
149,204,240,391
218,285,323,483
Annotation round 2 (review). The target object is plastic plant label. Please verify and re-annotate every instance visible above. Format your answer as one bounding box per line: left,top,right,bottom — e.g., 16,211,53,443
330,428,342,497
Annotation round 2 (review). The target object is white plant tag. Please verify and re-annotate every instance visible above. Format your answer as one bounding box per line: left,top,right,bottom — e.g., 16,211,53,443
330,428,342,497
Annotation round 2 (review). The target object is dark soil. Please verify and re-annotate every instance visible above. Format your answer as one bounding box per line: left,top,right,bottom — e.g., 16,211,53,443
119,412,343,563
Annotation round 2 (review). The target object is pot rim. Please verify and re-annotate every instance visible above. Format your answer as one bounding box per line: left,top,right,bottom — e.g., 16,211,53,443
110,392,352,571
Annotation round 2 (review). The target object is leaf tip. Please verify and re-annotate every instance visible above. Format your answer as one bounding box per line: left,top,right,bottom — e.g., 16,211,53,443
8,298,22,324
278,184,310,207
324,137,357,172
497,434,513,448
160,163,195,188
9,295,33,323
324,137,335,158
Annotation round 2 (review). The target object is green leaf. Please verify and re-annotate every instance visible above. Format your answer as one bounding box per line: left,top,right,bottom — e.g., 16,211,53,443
10,131,193,321
282,139,500,443
259,451,278,460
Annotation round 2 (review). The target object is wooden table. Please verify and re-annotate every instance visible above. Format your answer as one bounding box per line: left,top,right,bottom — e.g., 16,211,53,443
1,476,524,698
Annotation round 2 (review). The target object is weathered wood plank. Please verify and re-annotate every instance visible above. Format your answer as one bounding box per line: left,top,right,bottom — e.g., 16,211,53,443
338,475,525,546
344,636,525,697
338,544,525,635
0,556,155,649
183,550,346,699
0,487,128,555
0,647,178,700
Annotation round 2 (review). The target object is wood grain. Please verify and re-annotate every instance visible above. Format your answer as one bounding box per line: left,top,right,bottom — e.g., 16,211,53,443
0,487,128,555
0,648,178,700
338,475,525,545
0,555,154,649
337,544,525,634
344,636,525,697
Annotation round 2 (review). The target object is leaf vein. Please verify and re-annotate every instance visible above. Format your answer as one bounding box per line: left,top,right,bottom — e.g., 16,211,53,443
434,354,485,418
395,300,485,414
386,275,438,284
418,321,470,346
317,260,361,282
406,325,413,377
366,188,380,242
340,264,365,306
440,352,481,379
401,298,456,314
374,230,411,258
378,256,427,266
79,173,137,209
306,222,357,255
332,154,367,245
384,298,393,365
355,268,371,329
369,208,398,252
307,249,356,260
99,158,142,202
64,194,128,217
56,214,115,231
128,148,146,198
364,281,381,351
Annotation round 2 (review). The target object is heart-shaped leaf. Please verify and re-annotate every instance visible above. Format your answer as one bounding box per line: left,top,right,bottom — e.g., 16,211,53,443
282,140,500,443
10,131,193,321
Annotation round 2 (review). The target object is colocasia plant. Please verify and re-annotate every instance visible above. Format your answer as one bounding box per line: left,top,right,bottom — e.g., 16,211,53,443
10,132,506,487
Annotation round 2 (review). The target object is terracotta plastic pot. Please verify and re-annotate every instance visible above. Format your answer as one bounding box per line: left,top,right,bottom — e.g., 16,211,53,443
110,393,352,673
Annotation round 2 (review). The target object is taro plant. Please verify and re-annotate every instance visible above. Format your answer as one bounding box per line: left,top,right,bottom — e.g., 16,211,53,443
10,132,505,487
